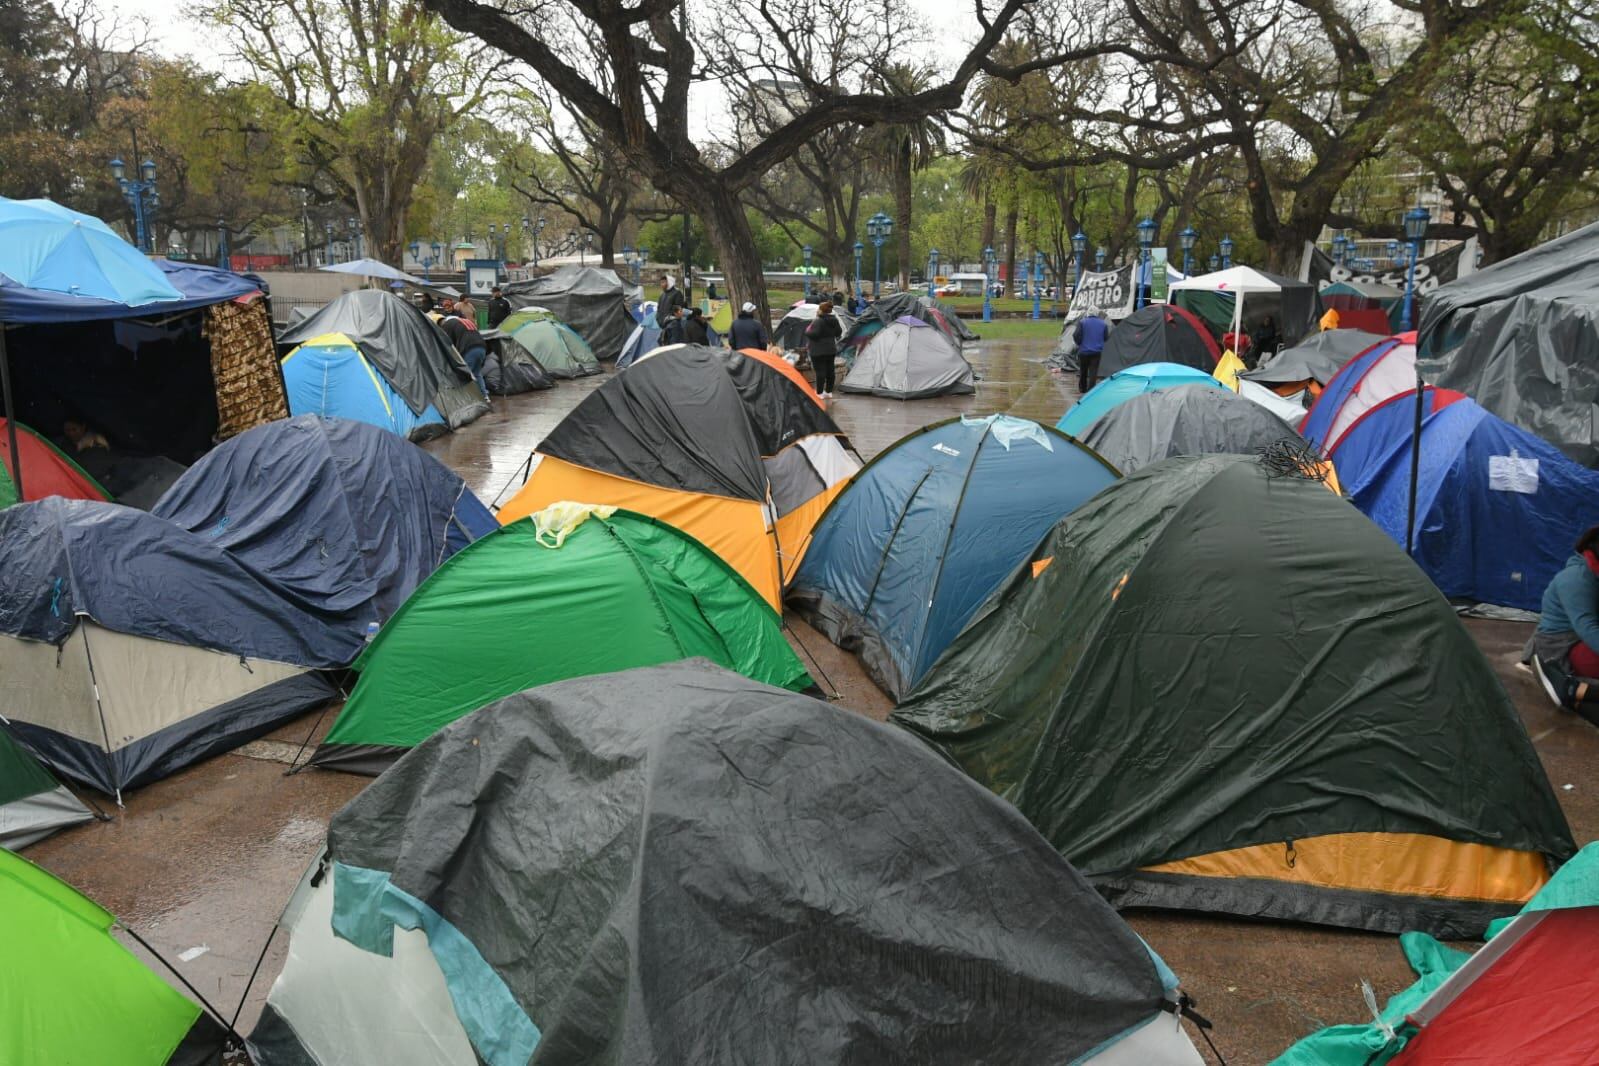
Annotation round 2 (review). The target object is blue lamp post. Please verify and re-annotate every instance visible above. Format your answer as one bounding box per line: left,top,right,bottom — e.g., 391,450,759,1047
982,245,996,322
1400,205,1430,331
1386,238,1400,267
866,211,892,299
1072,231,1089,296
349,216,362,260
110,157,159,253
217,218,230,271
1094,245,1106,273
1219,235,1234,269
409,240,443,280
852,241,864,306
1031,251,1046,320
1135,217,1156,310
1209,252,1221,272
1179,225,1198,278
926,248,939,298
623,245,636,285
802,244,813,300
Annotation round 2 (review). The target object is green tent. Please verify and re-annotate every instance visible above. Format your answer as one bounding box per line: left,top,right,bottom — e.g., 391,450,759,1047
0,849,228,1063
894,454,1574,937
0,726,92,849
312,506,812,772
499,308,600,378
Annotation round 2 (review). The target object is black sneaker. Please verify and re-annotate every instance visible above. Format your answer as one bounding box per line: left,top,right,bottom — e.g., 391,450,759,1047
1531,657,1567,709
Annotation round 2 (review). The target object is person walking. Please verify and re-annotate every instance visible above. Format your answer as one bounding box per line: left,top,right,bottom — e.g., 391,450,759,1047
656,275,686,328
727,302,770,350
683,307,711,345
1073,311,1110,393
805,300,843,398
486,286,512,327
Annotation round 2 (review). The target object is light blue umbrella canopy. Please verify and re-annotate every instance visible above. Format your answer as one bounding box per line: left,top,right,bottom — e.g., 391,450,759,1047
1057,361,1226,436
320,258,427,286
0,197,183,306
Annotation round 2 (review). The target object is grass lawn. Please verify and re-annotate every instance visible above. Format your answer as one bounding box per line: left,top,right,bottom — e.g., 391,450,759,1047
968,318,1064,340
759,288,1067,318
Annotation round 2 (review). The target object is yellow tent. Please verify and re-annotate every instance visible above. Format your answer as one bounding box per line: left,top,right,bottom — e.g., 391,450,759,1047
709,299,733,334
1213,350,1247,390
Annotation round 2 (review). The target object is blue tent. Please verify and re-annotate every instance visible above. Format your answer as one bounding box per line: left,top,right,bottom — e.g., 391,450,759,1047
1329,392,1599,610
1057,362,1225,436
789,415,1119,699
615,322,661,369
0,498,340,795
279,333,450,440
154,416,497,643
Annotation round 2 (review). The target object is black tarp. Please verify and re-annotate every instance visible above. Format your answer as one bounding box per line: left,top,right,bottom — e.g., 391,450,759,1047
277,290,477,417
842,292,975,349
1079,384,1300,473
502,267,635,361
1097,303,1222,377
482,337,555,394
305,661,1177,1065
894,455,1575,936
1422,223,1599,466
1244,329,1383,387
538,345,769,501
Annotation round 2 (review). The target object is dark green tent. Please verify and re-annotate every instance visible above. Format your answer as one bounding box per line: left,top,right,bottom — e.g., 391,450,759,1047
0,726,92,849
894,454,1574,937
312,506,811,773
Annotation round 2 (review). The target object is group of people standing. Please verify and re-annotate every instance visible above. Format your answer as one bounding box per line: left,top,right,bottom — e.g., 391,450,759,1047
417,289,500,398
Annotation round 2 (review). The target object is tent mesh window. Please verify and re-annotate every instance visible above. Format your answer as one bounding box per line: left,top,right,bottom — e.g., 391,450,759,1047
205,297,289,440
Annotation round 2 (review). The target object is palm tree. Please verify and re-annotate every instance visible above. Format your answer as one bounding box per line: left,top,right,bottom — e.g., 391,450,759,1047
864,63,946,289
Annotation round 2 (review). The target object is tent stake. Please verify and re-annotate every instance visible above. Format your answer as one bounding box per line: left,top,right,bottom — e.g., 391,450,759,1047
1,328,22,501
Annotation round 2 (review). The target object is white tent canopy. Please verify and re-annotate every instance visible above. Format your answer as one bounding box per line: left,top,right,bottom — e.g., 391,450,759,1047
1168,265,1318,346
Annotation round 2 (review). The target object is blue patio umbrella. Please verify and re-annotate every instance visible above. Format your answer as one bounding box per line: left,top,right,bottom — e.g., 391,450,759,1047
0,197,183,306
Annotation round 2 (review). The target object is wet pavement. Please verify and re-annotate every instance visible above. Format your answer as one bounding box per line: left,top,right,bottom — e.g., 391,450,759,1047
22,334,1599,1063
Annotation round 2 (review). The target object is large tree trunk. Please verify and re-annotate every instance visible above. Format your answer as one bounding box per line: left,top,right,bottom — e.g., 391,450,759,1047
690,181,770,324
895,137,913,290
981,200,997,264
1003,204,1018,297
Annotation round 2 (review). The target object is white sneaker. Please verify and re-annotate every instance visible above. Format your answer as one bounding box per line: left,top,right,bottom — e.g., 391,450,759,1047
1532,656,1566,709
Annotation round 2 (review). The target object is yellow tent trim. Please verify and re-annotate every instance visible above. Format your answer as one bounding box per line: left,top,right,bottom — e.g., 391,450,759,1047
1143,832,1548,904
775,478,848,585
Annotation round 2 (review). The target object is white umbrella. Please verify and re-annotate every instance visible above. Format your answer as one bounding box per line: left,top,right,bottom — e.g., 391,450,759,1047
320,258,427,287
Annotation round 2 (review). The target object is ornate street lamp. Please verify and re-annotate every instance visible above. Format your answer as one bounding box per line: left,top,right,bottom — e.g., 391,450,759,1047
982,245,996,323
217,218,230,271
866,211,893,300
1209,253,1221,272
1219,234,1234,269
1094,245,1106,273
1072,231,1089,296
926,247,940,298
1332,233,1348,266
1135,218,1157,310
852,241,864,306
802,244,813,300
1179,225,1198,278
109,156,159,253
1400,205,1430,331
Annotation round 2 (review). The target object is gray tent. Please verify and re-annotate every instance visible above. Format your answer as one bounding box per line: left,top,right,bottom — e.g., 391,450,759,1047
1244,328,1384,389
840,317,976,400
250,661,1202,1066
277,289,489,430
1081,383,1300,473
1423,223,1599,465
0,726,92,849
502,266,635,361
773,302,856,353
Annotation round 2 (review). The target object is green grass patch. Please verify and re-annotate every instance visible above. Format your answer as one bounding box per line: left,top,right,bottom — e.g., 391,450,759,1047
968,318,1065,341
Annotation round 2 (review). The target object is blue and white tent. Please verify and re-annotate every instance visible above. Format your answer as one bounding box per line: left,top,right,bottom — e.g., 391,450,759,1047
1329,393,1599,611
789,415,1119,698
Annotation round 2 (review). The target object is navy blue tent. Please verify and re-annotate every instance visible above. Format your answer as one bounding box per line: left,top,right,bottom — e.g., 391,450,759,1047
153,416,497,640
1329,392,1599,611
0,257,260,325
0,498,340,795
789,415,1119,698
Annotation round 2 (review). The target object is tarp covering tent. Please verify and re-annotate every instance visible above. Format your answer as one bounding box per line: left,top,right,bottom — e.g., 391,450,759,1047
1097,303,1222,378
1,850,230,1064
1080,383,1302,474
1169,264,1321,349
841,291,975,352
153,416,497,641
497,347,785,607
895,455,1574,936
1301,333,1431,453
278,289,489,437
1243,328,1383,396
1276,843,1599,1066
0,418,111,508
502,266,635,360
1327,392,1599,611
1235,377,1313,429
772,302,856,353
252,661,1204,1066
1057,362,1224,436
1422,222,1599,465
790,415,1118,699
1320,280,1404,333
840,317,976,399
0,726,92,849
480,335,554,394
311,506,811,773
497,307,600,378
0,498,340,795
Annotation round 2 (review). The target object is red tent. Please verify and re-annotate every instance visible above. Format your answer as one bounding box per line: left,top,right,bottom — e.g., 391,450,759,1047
0,419,111,506
1392,906,1599,1064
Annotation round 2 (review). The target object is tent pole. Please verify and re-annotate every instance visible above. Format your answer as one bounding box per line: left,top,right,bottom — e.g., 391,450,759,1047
1405,361,1424,555
1,328,21,501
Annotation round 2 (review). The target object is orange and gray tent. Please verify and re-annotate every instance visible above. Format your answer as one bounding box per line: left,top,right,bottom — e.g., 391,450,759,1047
894,454,1575,937
498,346,831,604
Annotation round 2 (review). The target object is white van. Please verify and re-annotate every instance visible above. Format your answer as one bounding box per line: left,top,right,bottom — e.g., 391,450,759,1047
942,272,990,296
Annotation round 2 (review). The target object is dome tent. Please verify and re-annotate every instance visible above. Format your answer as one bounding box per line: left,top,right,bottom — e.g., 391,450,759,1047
1329,391,1599,611
310,506,811,774
1301,332,1449,454
502,265,635,360
252,662,1205,1066
790,415,1118,700
0,725,92,849
1057,362,1225,436
481,320,555,393
841,291,975,352
839,316,975,399
614,319,661,368
895,455,1574,937
0,418,111,507
1243,328,1383,396
278,290,489,440
497,306,600,378
1079,383,1302,474
1096,303,1222,378
772,301,857,353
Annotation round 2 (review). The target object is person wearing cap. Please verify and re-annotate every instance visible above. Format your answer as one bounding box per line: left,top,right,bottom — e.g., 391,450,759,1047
727,301,770,350
486,286,512,327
